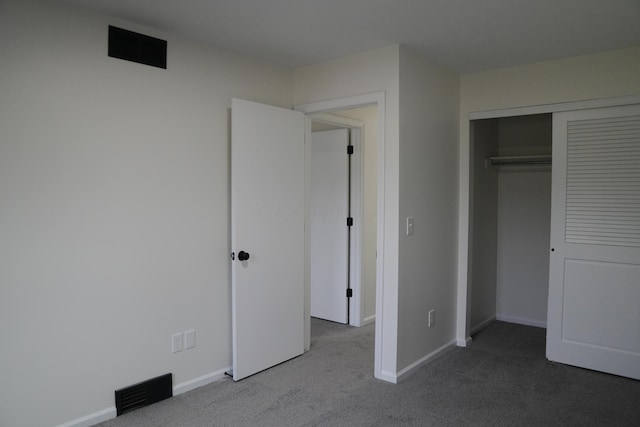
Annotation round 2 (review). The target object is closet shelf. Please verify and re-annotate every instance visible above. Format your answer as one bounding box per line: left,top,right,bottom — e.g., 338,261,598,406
487,155,552,166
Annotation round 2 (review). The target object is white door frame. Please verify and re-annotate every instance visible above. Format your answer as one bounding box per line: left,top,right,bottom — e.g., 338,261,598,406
296,92,385,380
310,113,364,327
457,94,640,346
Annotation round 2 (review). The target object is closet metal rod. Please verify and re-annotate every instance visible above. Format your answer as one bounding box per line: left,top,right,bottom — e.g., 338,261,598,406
487,155,552,166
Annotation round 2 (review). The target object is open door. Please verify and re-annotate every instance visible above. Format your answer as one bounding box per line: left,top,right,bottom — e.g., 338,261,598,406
231,98,305,381
310,129,350,324
547,104,640,380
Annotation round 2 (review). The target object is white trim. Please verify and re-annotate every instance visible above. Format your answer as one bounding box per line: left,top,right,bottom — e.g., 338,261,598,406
457,336,472,347
350,127,364,327
396,339,457,382
296,91,387,382
303,116,313,351
362,314,376,326
377,370,398,384
173,367,230,395
496,315,547,329
374,94,386,382
296,93,384,115
470,316,496,335
55,407,116,427
56,368,231,427
308,112,364,129
469,94,640,120
458,93,640,347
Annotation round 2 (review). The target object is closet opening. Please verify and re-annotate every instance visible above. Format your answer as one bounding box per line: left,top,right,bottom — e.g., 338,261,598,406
468,113,552,337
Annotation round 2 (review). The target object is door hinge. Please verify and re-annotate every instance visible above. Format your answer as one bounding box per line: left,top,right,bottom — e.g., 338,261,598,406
347,145,354,155
346,288,353,298
347,217,353,227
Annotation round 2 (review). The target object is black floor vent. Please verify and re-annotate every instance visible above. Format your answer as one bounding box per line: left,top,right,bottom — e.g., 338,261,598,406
115,373,172,416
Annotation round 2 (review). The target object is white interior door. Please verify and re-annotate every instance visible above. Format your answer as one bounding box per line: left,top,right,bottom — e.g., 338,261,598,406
547,104,640,380
231,98,305,381
310,129,349,324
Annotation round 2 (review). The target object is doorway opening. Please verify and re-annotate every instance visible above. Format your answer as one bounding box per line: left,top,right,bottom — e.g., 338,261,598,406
468,114,552,338
309,108,376,327
296,92,385,380
309,126,354,325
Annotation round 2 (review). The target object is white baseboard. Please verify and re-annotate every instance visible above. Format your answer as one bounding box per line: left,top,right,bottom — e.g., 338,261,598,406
173,367,231,395
361,315,376,326
395,339,457,382
496,314,546,329
376,369,398,384
456,336,472,347
55,407,116,427
470,316,496,335
56,368,231,427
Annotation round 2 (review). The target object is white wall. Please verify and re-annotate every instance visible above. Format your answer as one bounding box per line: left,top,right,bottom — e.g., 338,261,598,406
496,168,551,327
0,1,292,425
469,120,499,332
396,48,459,372
294,45,401,380
495,115,551,328
296,45,461,379
457,45,640,341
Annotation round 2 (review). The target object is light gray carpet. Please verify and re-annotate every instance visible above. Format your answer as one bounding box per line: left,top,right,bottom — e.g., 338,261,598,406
97,319,640,426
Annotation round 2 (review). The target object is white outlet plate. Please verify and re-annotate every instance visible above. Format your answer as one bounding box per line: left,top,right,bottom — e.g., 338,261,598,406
428,309,435,327
185,329,196,350
172,333,184,353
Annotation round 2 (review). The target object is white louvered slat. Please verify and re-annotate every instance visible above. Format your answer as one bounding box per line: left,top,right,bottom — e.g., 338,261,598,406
565,115,640,247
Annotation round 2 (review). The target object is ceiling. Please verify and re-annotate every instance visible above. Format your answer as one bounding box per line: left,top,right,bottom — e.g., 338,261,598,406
60,0,640,74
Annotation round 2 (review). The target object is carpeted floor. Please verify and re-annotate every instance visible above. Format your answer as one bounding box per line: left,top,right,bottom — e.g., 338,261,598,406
97,319,640,426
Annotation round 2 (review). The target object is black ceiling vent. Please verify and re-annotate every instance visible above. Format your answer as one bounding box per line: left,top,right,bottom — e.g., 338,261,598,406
108,25,167,69
115,373,173,416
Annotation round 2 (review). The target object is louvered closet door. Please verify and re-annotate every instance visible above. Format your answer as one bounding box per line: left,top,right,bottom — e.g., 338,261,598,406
547,104,640,380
